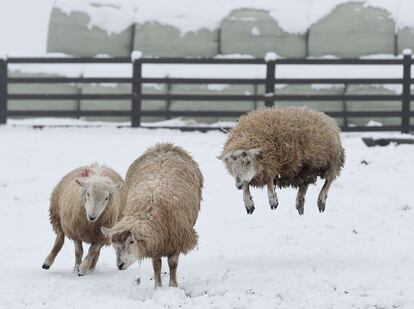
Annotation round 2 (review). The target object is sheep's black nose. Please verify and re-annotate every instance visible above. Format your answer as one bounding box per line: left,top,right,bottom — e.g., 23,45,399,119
236,182,245,190
88,215,97,221
118,263,125,270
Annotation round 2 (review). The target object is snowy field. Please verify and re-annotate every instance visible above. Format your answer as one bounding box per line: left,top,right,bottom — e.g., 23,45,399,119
0,123,413,309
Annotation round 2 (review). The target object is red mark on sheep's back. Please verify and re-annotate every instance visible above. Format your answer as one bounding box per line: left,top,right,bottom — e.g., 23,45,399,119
80,169,90,177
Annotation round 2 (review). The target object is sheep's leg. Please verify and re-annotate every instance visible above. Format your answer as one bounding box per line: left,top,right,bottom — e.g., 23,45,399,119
152,257,162,288
88,247,101,271
73,240,83,272
168,253,180,287
318,177,334,213
42,231,64,270
78,244,101,276
243,186,255,214
267,180,278,210
296,184,309,216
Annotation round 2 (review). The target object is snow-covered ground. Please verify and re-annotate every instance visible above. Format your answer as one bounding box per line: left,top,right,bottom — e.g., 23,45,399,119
0,124,413,308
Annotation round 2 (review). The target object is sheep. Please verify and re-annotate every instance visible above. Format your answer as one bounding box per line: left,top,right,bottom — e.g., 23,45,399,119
101,143,203,288
218,106,345,215
42,163,124,276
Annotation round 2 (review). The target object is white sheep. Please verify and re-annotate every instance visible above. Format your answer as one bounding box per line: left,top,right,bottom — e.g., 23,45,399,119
219,106,345,215
42,163,123,275
102,143,203,288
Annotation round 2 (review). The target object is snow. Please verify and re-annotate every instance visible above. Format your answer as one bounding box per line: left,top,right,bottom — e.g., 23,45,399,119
264,52,279,62
251,27,261,37
0,124,413,308
130,50,143,61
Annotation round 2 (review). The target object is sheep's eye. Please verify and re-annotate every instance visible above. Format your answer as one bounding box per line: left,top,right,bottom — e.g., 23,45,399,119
105,196,109,201
241,152,247,157
129,240,134,245
86,192,90,197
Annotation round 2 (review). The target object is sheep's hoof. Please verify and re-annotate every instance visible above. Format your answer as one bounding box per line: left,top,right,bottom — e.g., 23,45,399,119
297,207,304,216
270,200,278,210
77,268,87,276
246,207,255,215
318,199,326,213
42,263,50,270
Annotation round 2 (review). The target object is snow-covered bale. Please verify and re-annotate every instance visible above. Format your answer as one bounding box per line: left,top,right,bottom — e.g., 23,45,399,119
42,164,123,276
274,84,345,125
102,143,203,288
308,2,395,57
220,9,306,58
8,71,79,113
219,106,345,215
397,28,414,55
47,5,134,57
133,22,219,57
170,84,257,123
80,83,168,122
344,84,402,126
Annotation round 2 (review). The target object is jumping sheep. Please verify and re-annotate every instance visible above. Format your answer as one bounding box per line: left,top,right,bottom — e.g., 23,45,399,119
42,163,124,275
101,143,203,288
219,106,345,215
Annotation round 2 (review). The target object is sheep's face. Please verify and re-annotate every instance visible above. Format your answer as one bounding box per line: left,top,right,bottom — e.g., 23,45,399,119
75,178,122,222
219,148,262,190
101,227,144,270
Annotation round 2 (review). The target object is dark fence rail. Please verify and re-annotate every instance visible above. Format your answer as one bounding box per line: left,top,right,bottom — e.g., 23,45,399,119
0,55,413,132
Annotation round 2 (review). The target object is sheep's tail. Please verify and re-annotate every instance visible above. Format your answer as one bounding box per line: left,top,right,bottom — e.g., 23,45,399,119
49,188,63,235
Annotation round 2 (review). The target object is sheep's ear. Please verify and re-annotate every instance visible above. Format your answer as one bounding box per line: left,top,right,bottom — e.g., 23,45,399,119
217,152,231,161
110,181,123,193
75,178,87,189
112,230,132,243
247,148,263,157
101,226,112,238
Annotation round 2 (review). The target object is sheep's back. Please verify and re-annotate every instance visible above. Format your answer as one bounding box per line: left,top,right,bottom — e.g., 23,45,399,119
123,143,203,255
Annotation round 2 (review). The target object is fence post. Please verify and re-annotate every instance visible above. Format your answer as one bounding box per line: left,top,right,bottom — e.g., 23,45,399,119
265,60,275,107
0,59,7,125
402,50,411,133
131,59,142,127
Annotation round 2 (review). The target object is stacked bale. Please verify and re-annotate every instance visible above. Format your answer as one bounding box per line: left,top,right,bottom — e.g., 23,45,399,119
273,84,345,125
397,28,414,55
133,22,219,57
8,71,79,114
80,83,168,123
47,5,134,57
308,2,395,57
169,84,257,123
220,9,306,58
344,85,401,126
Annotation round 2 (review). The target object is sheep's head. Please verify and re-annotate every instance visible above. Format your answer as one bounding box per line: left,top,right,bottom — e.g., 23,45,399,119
218,148,263,190
101,227,145,270
75,177,122,222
